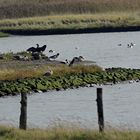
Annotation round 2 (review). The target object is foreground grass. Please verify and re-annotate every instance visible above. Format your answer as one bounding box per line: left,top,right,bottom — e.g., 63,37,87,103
0,12,140,34
0,125,140,140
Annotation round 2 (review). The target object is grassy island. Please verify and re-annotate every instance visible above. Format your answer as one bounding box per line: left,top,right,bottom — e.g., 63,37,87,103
0,62,140,97
0,52,140,97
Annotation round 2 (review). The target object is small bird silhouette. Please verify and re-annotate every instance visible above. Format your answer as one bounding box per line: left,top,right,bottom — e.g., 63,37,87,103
49,50,55,53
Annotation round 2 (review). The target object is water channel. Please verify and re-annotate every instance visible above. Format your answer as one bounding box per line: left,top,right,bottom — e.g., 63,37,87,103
0,31,140,129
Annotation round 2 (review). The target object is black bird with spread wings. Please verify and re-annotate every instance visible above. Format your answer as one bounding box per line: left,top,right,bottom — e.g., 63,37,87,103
27,44,47,53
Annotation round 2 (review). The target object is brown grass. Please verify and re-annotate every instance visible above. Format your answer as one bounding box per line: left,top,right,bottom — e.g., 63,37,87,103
0,62,102,80
0,0,140,19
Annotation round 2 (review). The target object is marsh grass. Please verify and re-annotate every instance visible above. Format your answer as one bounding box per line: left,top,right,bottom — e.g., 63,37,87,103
0,0,140,19
0,12,140,33
0,125,140,140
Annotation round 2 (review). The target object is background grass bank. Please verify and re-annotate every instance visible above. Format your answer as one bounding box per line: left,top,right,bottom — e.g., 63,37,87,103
1,12,140,35
0,0,140,35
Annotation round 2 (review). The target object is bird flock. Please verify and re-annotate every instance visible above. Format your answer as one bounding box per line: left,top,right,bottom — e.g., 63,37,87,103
117,42,136,48
26,44,84,66
26,43,60,60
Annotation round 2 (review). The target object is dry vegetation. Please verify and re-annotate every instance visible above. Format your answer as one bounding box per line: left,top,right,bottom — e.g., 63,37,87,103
0,0,140,19
0,125,140,140
0,61,102,80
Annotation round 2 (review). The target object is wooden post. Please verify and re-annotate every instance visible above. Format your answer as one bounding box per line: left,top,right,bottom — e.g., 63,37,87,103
96,88,104,132
19,92,27,130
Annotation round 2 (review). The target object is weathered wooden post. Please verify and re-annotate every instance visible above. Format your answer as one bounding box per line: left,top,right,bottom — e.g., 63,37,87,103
19,92,27,130
96,88,104,132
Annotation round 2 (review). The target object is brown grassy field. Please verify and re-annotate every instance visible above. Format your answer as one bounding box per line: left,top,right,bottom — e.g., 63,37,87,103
0,0,140,19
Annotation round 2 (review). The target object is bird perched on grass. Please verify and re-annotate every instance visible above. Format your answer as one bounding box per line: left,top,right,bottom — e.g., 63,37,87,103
69,56,84,66
26,44,47,53
43,69,53,76
36,44,47,53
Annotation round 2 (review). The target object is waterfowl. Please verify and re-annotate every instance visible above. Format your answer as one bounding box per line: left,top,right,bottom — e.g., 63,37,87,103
43,69,53,76
49,50,55,53
117,44,122,46
127,44,133,48
49,53,60,59
127,42,135,48
36,45,47,53
27,44,47,53
69,56,84,66
26,47,36,53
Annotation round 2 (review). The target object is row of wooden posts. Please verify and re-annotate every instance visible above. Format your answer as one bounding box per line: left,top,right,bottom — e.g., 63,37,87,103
19,88,104,132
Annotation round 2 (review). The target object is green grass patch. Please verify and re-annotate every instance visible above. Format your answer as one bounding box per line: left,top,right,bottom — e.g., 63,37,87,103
0,32,9,37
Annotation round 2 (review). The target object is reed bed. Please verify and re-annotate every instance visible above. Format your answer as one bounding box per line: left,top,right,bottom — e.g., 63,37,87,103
0,0,140,19
0,125,140,140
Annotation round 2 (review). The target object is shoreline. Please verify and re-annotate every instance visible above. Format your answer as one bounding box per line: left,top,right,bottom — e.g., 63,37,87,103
2,26,140,36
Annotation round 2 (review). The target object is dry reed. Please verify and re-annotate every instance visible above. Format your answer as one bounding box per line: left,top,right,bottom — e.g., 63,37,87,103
0,0,140,19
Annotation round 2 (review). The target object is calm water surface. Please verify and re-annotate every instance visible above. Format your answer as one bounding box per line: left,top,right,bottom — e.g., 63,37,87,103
0,31,140,68
0,31,140,129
